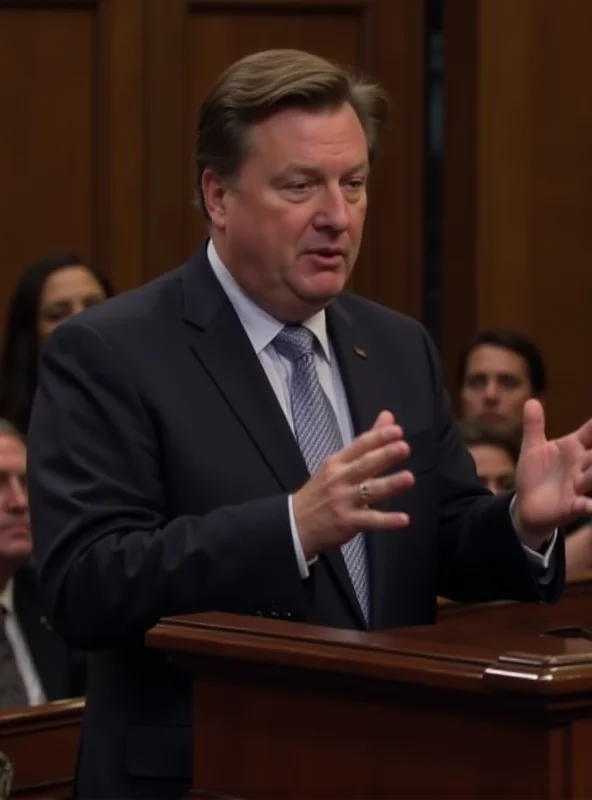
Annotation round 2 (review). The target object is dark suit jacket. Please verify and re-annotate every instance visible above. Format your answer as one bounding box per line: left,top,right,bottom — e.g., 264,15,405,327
13,566,85,702
26,244,564,798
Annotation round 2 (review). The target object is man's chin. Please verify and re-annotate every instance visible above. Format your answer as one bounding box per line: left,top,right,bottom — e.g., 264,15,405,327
299,274,348,303
478,413,513,428
0,547,33,567
295,291,341,318
273,275,348,322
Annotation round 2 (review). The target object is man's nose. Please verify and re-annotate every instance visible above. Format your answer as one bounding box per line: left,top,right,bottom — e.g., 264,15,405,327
314,187,349,231
483,379,500,403
6,477,28,511
70,301,86,317
486,478,501,495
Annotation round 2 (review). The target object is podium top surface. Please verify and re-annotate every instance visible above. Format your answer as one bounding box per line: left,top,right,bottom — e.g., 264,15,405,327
147,575,592,699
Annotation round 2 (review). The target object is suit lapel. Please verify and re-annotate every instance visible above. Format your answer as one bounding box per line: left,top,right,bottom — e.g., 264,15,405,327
327,301,396,630
327,301,384,439
181,248,309,494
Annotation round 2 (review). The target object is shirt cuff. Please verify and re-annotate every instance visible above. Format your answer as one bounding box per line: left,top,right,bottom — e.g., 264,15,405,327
509,494,557,570
521,530,558,571
288,495,318,579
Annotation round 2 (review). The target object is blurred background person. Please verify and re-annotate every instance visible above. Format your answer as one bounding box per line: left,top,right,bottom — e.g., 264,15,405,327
458,420,518,495
0,418,84,709
458,328,546,434
0,253,113,435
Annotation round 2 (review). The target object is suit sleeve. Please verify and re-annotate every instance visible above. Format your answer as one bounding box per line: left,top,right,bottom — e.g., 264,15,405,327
417,330,565,604
27,321,306,649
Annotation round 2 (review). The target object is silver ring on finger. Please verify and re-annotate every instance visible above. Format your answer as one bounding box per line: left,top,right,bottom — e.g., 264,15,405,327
358,482,371,504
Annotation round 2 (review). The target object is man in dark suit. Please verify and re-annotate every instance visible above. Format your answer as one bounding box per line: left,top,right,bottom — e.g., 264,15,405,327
0,420,84,709
11,565,85,703
26,49,592,799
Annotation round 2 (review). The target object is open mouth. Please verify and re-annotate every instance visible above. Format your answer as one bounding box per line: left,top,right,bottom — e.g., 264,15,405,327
306,249,346,265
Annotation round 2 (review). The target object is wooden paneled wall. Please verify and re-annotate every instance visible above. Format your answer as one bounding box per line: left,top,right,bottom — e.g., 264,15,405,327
0,0,146,305
442,0,592,436
0,0,426,339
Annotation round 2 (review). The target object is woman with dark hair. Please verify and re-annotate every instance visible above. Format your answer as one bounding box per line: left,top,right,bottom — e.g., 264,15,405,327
0,253,114,434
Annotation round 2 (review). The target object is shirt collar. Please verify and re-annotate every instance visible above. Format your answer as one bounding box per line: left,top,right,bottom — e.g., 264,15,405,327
207,239,331,361
0,578,14,614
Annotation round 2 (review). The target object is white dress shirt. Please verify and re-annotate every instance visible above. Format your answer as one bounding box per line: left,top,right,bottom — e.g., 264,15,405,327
206,240,555,580
0,579,46,706
207,240,354,577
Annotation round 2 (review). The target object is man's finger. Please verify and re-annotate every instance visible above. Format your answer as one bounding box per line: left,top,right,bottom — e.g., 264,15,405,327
349,508,411,531
372,410,395,429
353,470,415,505
578,417,592,450
340,424,404,465
521,398,547,450
578,451,592,474
346,440,411,484
572,495,592,518
574,466,592,497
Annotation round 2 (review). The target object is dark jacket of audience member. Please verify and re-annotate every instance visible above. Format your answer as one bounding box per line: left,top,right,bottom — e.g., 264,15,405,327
12,564,87,701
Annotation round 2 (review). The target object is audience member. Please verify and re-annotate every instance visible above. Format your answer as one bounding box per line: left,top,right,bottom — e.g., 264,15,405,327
0,253,113,435
0,419,84,710
458,420,518,495
458,328,546,433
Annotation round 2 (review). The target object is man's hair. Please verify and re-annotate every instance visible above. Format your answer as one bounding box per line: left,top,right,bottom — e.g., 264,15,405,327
0,418,24,450
195,48,389,217
457,328,547,395
458,419,520,466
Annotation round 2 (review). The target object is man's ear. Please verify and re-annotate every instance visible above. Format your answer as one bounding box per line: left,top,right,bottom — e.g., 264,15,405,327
201,169,229,229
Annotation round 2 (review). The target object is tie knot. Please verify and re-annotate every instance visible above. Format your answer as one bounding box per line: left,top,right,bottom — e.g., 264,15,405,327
274,325,316,362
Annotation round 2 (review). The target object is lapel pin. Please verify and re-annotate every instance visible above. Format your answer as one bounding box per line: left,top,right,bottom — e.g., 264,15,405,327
354,346,368,359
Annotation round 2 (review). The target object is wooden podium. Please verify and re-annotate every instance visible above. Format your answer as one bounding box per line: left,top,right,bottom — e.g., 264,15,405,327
146,583,592,800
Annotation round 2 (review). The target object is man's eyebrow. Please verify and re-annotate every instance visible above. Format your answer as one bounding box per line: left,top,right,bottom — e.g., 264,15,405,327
277,160,370,177
276,163,321,178
467,370,523,383
343,160,370,176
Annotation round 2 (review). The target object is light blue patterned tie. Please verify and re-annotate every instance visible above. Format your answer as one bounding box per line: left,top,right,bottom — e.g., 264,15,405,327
274,325,370,623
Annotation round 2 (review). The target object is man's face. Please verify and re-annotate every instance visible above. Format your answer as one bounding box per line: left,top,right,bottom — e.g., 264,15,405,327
461,345,534,429
0,434,31,565
467,443,516,495
204,103,369,322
